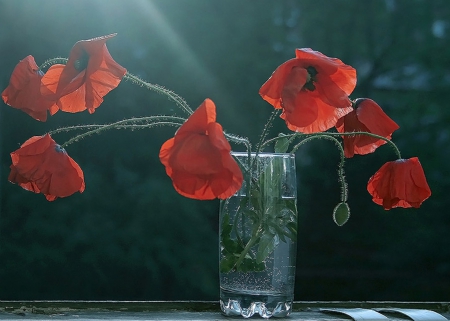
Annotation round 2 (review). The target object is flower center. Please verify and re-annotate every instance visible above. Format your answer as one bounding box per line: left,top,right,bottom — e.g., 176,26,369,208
303,66,318,91
55,144,67,154
352,98,365,109
73,51,89,71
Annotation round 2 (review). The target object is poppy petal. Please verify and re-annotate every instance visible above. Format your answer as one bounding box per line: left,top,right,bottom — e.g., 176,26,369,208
9,134,85,200
159,99,243,200
367,157,431,210
260,49,357,133
40,34,127,114
336,99,399,157
2,55,53,121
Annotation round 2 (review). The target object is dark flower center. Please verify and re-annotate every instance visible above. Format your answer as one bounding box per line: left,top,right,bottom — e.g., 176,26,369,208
55,144,67,154
73,51,89,71
303,66,318,91
352,98,365,109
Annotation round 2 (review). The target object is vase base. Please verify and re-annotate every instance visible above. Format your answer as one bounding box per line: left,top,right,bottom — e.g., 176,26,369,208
220,289,293,318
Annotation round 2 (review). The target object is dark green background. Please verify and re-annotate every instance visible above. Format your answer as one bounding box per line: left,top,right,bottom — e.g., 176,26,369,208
0,0,449,300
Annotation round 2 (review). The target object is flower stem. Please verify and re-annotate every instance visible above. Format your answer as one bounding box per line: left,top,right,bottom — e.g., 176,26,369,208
293,131,402,159
38,57,68,70
123,72,193,116
254,109,281,154
292,135,348,202
234,228,263,269
337,131,402,159
224,132,252,152
36,58,193,118
60,116,185,148
260,132,299,151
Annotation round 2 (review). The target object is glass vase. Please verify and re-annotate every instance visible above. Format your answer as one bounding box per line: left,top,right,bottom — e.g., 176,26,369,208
219,152,297,318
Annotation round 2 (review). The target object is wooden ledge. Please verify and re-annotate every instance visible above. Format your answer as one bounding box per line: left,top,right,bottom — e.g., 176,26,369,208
0,301,449,320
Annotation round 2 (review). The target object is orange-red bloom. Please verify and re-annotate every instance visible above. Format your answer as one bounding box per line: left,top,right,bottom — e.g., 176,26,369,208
367,157,431,210
41,33,127,114
336,98,400,158
2,55,53,121
259,48,356,133
159,99,243,200
8,134,85,201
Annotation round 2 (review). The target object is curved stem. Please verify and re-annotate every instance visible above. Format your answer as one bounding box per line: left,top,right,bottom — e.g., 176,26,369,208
60,116,185,148
48,124,105,136
38,57,68,70
36,58,192,121
224,132,252,152
260,133,300,151
295,131,402,159
123,73,193,116
292,135,348,203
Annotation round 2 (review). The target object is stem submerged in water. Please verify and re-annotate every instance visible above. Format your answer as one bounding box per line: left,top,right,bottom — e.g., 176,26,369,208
234,228,263,269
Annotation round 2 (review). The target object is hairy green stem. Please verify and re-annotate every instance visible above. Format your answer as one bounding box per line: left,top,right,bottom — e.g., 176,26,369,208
48,124,105,136
292,135,348,202
38,57,68,70
260,133,300,151
36,57,192,117
123,73,193,116
254,109,281,154
224,132,252,152
296,131,402,159
60,116,184,148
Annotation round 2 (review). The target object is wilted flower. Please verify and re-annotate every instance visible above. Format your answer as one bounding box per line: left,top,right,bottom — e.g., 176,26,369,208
40,33,127,114
367,157,431,210
159,99,243,200
2,55,53,121
9,134,85,201
336,98,400,158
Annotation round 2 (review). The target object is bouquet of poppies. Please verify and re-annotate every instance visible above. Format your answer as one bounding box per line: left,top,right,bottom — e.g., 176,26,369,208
2,34,431,225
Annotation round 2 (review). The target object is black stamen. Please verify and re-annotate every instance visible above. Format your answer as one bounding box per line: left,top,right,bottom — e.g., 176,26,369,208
55,144,67,154
73,51,89,71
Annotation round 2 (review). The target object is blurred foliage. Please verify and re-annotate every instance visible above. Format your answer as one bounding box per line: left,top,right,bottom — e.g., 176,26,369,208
0,0,449,300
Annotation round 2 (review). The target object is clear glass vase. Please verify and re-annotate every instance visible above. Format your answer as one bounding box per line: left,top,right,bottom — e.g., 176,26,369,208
219,152,297,318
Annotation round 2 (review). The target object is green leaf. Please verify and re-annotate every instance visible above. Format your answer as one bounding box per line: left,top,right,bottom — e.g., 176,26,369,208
220,254,237,273
238,258,265,272
249,192,262,212
220,213,241,254
286,221,297,237
266,220,287,242
242,209,259,224
274,136,290,153
333,202,351,226
221,213,232,235
256,232,279,263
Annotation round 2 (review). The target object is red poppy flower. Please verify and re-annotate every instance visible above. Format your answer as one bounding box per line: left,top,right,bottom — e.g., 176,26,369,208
259,48,356,133
2,55,53,121
367,157,431,210
336,98,400,158
159,99,243,200
8,134,85,201
40,33,127,114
